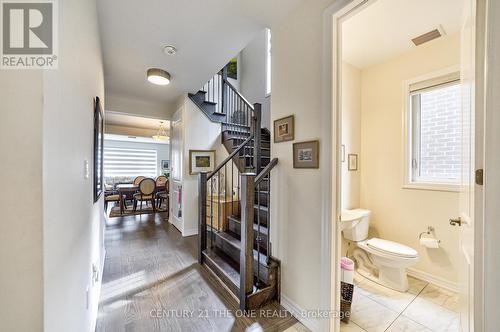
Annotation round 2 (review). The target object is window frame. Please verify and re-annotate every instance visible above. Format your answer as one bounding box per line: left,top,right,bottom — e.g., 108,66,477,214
265,28,271,97
402,66,461,192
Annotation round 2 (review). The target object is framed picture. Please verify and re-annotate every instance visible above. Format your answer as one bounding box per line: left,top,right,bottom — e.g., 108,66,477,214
274,115,294,143
341,144,346,162
348,154,358,171
189,150,216,175
161,160,170,170
293,140,319,168
93,97,104,202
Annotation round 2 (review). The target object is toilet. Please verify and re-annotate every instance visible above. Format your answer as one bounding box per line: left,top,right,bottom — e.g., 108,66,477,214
340,209,418,292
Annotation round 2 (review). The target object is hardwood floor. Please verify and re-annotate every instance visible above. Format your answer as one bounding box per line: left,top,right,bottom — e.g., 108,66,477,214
96,209,300,332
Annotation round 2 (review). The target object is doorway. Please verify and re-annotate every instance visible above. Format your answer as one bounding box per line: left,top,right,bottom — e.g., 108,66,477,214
324,0,487,331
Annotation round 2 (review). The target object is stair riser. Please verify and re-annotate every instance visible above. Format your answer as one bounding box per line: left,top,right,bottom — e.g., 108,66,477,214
202,251,239,297
254,192,269,206
210,230,270,284
227,218,268,255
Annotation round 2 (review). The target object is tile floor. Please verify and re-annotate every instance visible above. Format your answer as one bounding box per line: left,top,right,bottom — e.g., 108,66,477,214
342,273,459,332
285,273,459,332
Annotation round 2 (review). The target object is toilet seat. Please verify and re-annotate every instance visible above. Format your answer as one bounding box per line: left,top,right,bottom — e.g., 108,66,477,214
360,238,418,259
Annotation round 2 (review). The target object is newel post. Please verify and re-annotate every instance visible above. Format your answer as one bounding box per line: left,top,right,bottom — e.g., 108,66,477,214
239,173,255,310
253,103,262,173
198,172,208,263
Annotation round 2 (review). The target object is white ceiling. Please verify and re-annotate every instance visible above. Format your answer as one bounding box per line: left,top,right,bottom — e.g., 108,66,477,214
342,0,464,69
97,0,303,112
105,112,169,130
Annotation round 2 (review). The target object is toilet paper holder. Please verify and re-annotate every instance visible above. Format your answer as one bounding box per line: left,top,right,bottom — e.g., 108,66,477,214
419,226,441,243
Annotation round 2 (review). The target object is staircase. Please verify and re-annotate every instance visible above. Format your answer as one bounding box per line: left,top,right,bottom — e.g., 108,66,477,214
189,68,280,310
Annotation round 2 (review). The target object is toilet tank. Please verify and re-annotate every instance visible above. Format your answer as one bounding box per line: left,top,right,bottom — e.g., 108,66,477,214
340,209,371,241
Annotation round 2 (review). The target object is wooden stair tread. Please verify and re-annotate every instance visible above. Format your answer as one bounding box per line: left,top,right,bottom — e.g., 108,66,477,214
202,249,240,296
228,216,269,235
215,231,270,266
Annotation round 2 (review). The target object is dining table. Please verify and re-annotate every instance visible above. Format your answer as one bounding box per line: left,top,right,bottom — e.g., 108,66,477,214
115,183,166,215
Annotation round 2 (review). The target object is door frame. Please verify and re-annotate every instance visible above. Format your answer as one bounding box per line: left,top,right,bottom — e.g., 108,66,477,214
321,0,493,331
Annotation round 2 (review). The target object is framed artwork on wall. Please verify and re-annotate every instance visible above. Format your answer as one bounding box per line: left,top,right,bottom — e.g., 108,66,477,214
189,150,216,175
348,154,358,171
161,160,170,170
274,115,294,143
293,140,319,168
93,97,104,202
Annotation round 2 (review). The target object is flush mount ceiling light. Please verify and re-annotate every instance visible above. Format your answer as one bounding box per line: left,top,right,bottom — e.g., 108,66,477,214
153,121,168,141
163,45,177,56
147,68,171,85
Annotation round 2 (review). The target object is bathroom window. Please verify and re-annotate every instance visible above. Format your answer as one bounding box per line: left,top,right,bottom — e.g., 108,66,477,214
404,70,461,191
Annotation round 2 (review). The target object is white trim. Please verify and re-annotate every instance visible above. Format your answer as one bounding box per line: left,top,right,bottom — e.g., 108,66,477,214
182,227,198,237
281,294,321,332
402,183,460,192
170,216,183,234
323,1,370,331
407,268,459,293
401,65,462,192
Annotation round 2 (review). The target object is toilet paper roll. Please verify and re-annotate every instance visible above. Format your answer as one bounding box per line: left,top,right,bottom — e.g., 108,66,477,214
420,237,440,249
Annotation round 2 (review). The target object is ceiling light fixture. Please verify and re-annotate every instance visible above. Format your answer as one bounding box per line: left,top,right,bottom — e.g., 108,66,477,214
163,45,177,56
147,68,171,85
153,121,168,141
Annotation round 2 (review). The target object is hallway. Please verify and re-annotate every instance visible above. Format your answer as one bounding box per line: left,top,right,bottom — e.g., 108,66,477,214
96,212,299,331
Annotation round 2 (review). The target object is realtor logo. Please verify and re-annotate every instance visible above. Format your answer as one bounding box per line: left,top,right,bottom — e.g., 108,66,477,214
1,0,58,69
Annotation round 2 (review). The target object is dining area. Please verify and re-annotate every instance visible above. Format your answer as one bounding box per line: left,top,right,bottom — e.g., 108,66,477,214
104,175,169,217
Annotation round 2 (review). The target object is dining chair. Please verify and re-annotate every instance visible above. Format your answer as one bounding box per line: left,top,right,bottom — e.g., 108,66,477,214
156,177,169,212
133,176,146,186
104,192,126,214
133,178,156,213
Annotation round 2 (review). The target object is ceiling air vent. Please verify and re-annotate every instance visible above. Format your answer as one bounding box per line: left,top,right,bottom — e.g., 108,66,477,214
411,27,445,46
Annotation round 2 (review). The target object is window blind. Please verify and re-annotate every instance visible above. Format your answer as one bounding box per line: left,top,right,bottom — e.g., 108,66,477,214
103,147,157,178
409,71,460,93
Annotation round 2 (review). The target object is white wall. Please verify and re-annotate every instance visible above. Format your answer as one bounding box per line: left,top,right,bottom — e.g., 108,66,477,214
104,139,170,177
0,72,44,332
270,1,336,330
240,29,271,129
42,0,105,331
169,97,230,236
106,93,173,119
359,34,460,284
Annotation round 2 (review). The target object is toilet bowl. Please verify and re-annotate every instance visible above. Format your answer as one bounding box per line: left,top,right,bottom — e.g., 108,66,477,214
340,209,418,292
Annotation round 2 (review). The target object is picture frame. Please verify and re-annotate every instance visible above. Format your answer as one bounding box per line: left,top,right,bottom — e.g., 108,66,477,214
348,154,358,171
274,115,294,143
93,97,104,202
293,140,319,168
161,160,170,170
189,150,216,175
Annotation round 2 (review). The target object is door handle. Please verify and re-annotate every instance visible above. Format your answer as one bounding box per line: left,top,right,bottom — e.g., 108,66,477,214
449,217,462,226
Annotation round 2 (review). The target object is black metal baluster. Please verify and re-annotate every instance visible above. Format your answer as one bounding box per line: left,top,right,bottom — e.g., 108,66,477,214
266,174,271,262
257,182,261,287
210,177,214,249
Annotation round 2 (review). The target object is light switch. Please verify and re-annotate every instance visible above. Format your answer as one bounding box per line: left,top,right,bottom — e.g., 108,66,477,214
84,160,90,179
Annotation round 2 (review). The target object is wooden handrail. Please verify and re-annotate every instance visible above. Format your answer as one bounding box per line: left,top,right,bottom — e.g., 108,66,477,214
207,135,254,180
255,158,278,185
223,78,255,111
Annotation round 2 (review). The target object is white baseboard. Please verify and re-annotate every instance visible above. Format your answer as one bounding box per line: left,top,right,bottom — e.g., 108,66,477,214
281,294,321,332
407,268,458,293
182,228,198,237
170,216,183,234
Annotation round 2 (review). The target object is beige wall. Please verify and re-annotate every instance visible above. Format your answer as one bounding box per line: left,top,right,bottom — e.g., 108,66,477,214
42,0,106,330
0,72,44,331
341,62,362,211
359,34,460,284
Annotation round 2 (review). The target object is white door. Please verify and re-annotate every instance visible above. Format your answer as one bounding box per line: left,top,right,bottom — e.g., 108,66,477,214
456,0,477,330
